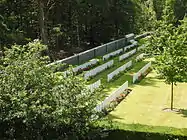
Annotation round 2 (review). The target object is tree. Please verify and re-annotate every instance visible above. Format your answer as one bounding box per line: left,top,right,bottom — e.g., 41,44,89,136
174,0,187,23
145,17,187,110
133,0,157,33
0,0,135,59
0,14,10,52
1,0,185,60
0,40,103,139
162,0,176,25
153,0,165,20
155,45,186,110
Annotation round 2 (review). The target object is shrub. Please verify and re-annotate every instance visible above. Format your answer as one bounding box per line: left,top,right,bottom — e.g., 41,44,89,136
0,40,103,140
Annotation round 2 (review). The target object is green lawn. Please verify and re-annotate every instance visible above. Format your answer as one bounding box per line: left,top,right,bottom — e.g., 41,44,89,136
109,70,187,129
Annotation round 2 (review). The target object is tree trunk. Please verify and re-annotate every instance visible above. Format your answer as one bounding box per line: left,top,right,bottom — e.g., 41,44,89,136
38,0,48,45
38,0,50,57
76,14,80,48
68,0,72,48
89,5,94,47
171,82,174,110
113,0,119,38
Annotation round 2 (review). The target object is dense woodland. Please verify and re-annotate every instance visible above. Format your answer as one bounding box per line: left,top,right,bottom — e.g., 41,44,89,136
0,0,187,140
0,0,186,60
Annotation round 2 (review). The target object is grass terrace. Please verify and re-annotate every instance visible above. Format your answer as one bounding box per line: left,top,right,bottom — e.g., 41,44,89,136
87,56,149,95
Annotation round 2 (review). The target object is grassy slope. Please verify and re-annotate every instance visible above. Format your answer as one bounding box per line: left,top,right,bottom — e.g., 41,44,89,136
87,50,149,95
109,70,187,129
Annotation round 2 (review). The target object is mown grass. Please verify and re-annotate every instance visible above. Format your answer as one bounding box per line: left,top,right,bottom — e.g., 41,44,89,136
109,70,187,129
98,120,187,137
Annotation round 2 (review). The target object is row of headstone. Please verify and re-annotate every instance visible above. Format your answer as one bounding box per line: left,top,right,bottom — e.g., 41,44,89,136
73,39,144,74
50,34,133,66
135,53,145,62
125,34,135,42
133,62,152,83
107,60,132,82
61,59,99,77
84,60,114,80
102,39,137,62
72,59,99,73
119,49,137,61
124,44,135,52
95,81,128,112
103,48,123,61
49,33,154,67
129,39,138,46
62,39,139,78
87,79,101,92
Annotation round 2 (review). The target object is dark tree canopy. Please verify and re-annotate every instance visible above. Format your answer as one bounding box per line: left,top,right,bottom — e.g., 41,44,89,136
0,0,186,60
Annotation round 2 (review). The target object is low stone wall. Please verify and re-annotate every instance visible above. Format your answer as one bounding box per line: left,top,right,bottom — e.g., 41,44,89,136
135,32,153,40
50,33,141,66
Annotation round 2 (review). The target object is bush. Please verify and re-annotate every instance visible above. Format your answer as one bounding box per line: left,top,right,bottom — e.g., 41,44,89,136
0,40,103,140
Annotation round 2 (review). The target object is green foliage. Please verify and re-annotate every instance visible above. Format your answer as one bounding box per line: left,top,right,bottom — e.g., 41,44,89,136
174,0,187,22
155,50,185,85
133,0,157,33
0,0,135,56
0,0,186,59
153,0,165,20
146,17,187,84
0,40,103,139
144,16,187,110
162,0,176,25
145,21,175,55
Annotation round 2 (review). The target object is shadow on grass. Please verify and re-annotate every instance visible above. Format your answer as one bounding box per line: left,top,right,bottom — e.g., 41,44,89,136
176,109,187,118
107,114,125,120
138,76,159,87
92,129,187,140
129,74,159,89
162,108,187,118
90,122,187,140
